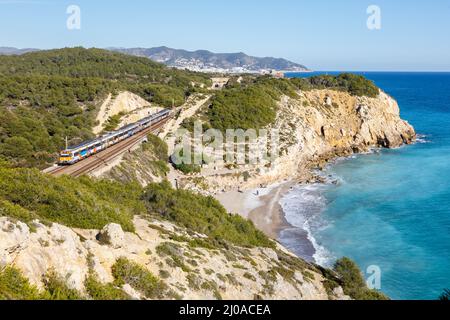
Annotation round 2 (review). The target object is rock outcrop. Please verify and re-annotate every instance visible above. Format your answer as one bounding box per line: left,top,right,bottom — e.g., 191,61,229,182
93,91,162,135
183,89,415,193
0,216,349,300
97,223,125,249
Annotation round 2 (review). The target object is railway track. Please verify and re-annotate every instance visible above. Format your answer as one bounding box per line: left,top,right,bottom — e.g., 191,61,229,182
48,118,169,178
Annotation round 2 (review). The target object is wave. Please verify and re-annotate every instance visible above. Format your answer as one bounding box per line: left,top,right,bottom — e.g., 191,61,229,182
415,134,431,144
278,136,430,267
279,183,335,266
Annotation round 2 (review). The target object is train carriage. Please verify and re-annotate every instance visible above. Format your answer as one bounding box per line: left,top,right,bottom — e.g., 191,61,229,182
59,109,170,165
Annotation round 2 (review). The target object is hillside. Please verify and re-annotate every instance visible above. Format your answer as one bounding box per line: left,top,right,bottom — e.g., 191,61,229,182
0,163,386,300
110,46,310,73
0,47,406,300
0,47,210,168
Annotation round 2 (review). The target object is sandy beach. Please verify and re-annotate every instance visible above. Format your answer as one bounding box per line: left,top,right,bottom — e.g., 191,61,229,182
215,180,317,262
215,180,295,239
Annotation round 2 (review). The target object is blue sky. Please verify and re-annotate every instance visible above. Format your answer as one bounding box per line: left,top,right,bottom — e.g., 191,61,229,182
0,0,449,71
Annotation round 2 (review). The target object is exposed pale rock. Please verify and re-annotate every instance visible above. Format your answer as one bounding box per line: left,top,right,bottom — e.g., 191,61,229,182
97,223,125,249
122,284,142,300
191,89,415,194
0,216,349,300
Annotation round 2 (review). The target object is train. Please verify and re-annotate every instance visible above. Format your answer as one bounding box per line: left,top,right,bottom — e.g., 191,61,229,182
58,109,171,165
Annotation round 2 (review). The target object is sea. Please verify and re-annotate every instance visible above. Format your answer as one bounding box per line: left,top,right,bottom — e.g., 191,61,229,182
281,72,450,300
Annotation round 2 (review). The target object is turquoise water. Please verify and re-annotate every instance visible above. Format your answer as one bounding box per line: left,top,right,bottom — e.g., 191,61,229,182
282,72,450,300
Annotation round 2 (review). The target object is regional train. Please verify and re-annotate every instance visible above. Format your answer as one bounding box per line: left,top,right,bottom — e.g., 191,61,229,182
59,109,170,165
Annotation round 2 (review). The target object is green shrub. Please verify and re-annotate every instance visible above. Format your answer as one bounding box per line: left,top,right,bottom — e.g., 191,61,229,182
144,134,169,162
172,162,202,175
0,199,36,222
142,181,274,248
207,84,278,132
333,257,389,300
0,266,42,300
0,166,144,231
156,242,191,272
103,112,126,132
170,148,202,174
112,257,166,299
42,271,83,300
243,272,256,281
84,274,129,300
290,73,379,98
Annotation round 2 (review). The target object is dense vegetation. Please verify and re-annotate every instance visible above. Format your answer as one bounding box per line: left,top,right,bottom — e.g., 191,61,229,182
204,74,379,132
0,47,378,168
0,48,210,168
333,257,389,300
112,258,166,299
106,134,170,183
0,165,143,231
0,267,86,300
0,267,43,300
0,47,210,92
291,73,380,98
0,76,110,167
142,180,274,248
206,77,295,132
0,162,271,249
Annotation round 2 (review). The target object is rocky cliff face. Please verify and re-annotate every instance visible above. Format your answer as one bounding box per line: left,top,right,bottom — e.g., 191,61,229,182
184,89,415,193
0,217,349,300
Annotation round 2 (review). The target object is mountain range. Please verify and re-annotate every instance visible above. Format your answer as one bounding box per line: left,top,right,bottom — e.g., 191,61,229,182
0,46,309,73
109,46,310,73
0,46,39,55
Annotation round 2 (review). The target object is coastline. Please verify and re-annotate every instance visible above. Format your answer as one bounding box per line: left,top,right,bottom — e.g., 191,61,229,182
215,181,293,238
214,149,402,265
215,179,317,262
211,87,417,267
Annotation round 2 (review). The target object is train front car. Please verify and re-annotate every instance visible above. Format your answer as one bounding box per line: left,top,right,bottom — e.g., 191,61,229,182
59,150,75,165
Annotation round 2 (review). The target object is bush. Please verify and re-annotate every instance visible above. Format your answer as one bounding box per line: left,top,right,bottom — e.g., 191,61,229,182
84,274,129,300
0,166,144,231
290,73,379,98
143,134,169,162
42,271,83,300
103,112,125,132
112,257,166,299
172,162,201,175
0,266,42,300
170,148,202,174
207,84,278,132
333,257,389,300
156,242,191,272
142,181,274,248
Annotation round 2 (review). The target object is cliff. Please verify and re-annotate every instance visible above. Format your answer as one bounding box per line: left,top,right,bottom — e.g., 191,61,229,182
0,71,409,300
179,89,416,193
0,216,349,300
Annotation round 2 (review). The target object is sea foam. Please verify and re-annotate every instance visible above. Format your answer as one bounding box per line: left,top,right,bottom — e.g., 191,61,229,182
279,183,335,266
